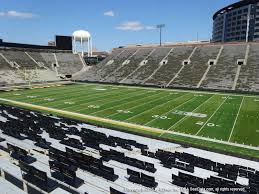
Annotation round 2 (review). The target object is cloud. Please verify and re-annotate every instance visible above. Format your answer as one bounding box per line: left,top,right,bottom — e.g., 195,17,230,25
0,10,36,18
104,10,115,17
116,21,156,31
145,25,156,30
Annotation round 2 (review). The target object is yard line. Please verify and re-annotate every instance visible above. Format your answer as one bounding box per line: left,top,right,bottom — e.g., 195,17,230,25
159,95,215,137
106,92,174,118
78,90,150,113
125,93,190,121
26,84,107,104
60,88,138,110
90,90,163,115
195,96,229,136
143,95,197,126
107,91,179,118
228,96,245,142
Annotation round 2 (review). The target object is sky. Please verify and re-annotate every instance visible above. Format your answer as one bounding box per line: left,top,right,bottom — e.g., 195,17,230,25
0,0,238,51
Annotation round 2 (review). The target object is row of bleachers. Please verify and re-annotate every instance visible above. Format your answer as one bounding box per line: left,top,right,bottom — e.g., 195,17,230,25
55,53,84,75
122,48,171,84
78,43,259,92
146,46,195,86
0,50,41,69
171,45,221,88
200,44,247,90
105,48,154,83
0,53,13,70
78,49,133,82
236,44,259,92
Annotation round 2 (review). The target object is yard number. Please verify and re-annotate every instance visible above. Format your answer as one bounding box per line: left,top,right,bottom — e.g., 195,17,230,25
196,121,218,127
152,115,170,120
88,105,100,109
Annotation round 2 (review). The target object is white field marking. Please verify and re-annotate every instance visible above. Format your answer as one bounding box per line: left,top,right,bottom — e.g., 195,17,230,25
43,98,55,102
144,94,197,126
60,87,136,110
106,91,172,118
117,110,133,114
75,89,148,112
13,93,21,96
74,91,141,112
26,86,108,106
85,90,150,114
228,96,245,142
12,84,96,102
125,93,190,122
256,130,259,133
82,82,259,99
27,96,38,98
94,88,107,91
3,98,259,151
90,90,161,115
165,95,215,133
171,111,207,118
195,96,229,135
254,99,259,102
64,102,75,105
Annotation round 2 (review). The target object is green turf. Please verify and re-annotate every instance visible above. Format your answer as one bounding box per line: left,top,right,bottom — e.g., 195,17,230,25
1,82,259,158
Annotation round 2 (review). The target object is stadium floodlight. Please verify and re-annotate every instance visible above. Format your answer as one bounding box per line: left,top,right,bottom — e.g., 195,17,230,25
156,24,165,46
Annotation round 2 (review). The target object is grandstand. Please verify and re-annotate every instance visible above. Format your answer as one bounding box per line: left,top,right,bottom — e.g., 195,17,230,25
77,42,259,93
0,47,87,85
1,29,259,194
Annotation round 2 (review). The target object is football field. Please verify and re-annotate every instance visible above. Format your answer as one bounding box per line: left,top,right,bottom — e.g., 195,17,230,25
1,82,259,157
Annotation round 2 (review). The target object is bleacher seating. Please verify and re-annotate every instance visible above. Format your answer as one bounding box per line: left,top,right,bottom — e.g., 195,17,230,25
0,104,258,193
55,53,84,75
2,42,259,92
104,48,154,83
78,49,135,82
171,45,221,88
200,44,247,90
122,48,171,84
1,50,37,69
236,44,259,92
126,46,195,86
74,42,259,93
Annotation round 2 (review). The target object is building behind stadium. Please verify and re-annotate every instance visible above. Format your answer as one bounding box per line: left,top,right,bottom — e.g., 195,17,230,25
212,0,259,42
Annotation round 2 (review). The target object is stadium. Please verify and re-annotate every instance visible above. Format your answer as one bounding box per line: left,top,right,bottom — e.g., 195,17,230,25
1,0,259,194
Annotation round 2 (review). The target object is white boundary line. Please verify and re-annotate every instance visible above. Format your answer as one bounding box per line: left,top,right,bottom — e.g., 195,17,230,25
195,96,229,135
228,96,245,142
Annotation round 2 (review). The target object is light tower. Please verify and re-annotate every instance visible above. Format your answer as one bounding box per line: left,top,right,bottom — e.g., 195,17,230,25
156,24,165,46
72,30,93,57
